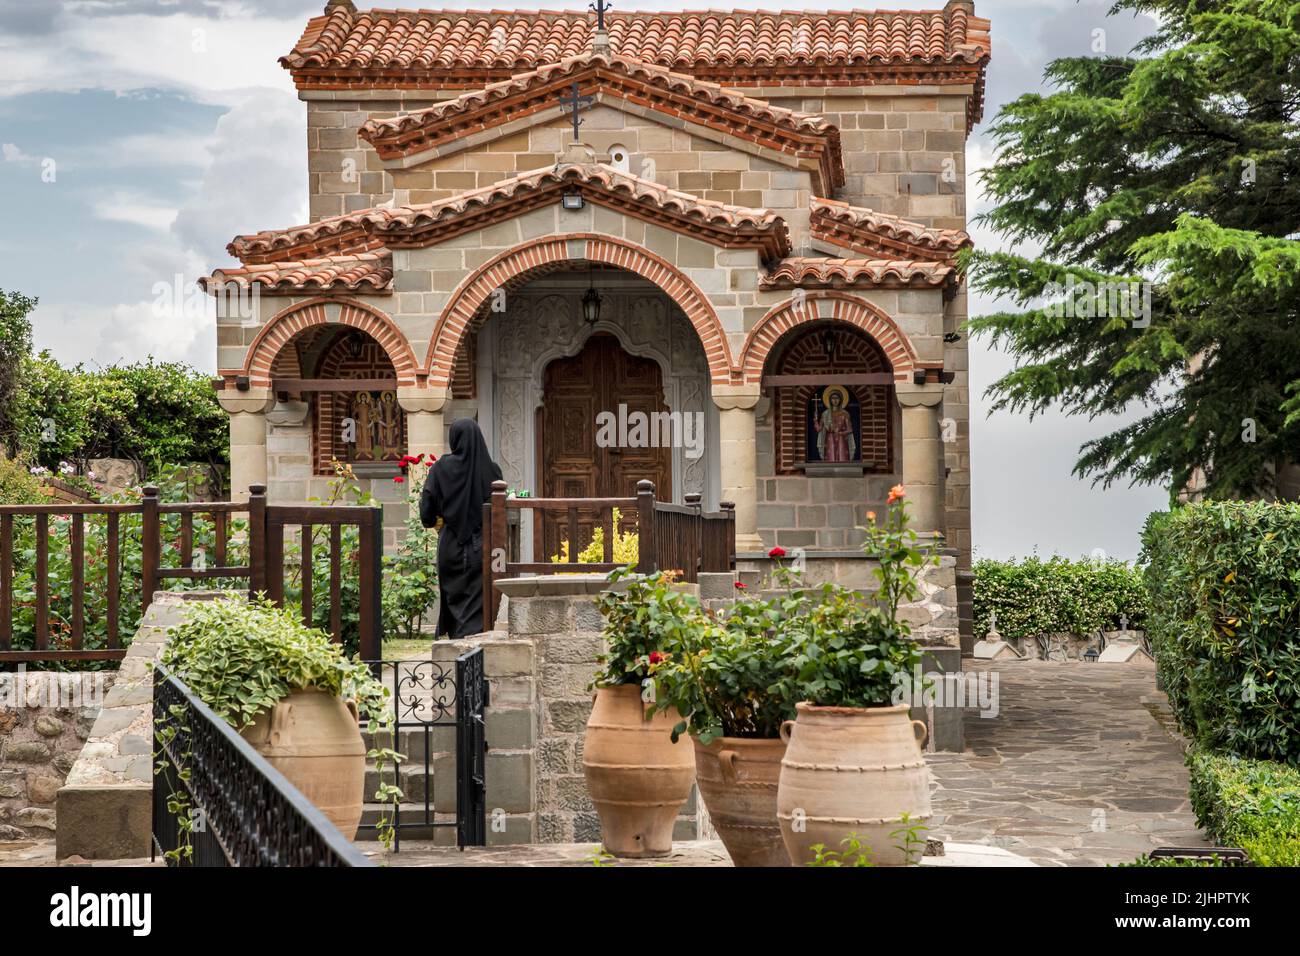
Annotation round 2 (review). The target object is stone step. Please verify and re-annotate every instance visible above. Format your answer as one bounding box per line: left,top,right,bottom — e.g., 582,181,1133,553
364,762,431,802
357,803,457,843
363,726,456,755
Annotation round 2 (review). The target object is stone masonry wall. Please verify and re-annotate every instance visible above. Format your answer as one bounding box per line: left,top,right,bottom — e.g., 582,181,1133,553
500,577,706,845
0,672,110,842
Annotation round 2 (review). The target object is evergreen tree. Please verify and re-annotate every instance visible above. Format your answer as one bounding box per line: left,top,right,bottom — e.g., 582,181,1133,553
967,0,1300,498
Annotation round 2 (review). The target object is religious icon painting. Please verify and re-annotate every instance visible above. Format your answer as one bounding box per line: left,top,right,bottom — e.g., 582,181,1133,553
807,384,861,463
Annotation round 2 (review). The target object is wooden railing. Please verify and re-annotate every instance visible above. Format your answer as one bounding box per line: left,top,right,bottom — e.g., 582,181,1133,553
0,484,383,665
481,479,735,630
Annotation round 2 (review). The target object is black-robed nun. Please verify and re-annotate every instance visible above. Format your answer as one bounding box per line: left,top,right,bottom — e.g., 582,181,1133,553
420,418,503,638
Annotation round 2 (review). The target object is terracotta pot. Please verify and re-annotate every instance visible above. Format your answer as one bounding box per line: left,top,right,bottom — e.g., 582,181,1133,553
777,702,931,866
694,736,790,867
240,688,366,840
582,685,696,858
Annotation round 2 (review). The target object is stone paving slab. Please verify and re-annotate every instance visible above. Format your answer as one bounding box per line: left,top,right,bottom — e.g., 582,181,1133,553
357,839,1037,867
925,660,1208,867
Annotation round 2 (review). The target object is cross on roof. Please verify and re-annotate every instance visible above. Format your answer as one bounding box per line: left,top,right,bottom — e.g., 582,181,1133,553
558,81,595,142
590,0,612,32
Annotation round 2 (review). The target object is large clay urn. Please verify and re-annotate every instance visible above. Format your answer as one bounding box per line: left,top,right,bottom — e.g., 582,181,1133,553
694,736,790,867
776,702,931,866
582,685,696,858
240,688,366,839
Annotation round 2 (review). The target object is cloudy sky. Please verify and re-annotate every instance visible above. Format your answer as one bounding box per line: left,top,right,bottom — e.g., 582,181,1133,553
0,0,1169,559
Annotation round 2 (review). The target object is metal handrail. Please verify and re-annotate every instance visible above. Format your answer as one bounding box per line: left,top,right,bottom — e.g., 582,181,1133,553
153,664,375,867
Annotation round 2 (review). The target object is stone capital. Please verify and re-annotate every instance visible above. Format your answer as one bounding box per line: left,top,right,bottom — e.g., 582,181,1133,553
711,383,762,411
216,388,276,415
397,385,450,414
894,381,945,408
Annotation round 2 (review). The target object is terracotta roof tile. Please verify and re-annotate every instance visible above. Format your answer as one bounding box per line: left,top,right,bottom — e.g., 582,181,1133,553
220,160,789,268
762,255,953,289
202,252,394,295
284,6,990,124
359,52,843,190
810,196,970,262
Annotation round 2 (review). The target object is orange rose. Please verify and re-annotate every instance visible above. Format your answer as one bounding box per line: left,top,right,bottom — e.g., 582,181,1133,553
887,484,906,504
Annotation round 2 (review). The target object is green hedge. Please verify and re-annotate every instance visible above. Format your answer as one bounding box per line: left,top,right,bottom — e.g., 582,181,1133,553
972,556,1148,645
1142,502,1300,764
1187,749,1300,866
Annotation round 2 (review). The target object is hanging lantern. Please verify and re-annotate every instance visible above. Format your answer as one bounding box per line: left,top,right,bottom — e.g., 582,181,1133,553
582,285,602,326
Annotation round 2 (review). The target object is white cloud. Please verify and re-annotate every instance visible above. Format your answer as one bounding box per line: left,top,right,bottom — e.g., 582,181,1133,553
2,142,36,162
0,9,305,105
93,192,179,231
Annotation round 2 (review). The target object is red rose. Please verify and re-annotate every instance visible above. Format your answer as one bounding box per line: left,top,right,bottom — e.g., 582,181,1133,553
393,476,405,483
649,651,666,664
768,546,786,559
734,581,748,590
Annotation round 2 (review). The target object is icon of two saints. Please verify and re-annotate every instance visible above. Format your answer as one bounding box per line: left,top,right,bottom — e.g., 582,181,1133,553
347,390,403,461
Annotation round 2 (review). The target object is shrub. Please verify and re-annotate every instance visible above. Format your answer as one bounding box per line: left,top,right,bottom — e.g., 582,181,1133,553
162,596,388,729
0,454,49,505
550,507,639,566
972,555,1149,645
17,354,228,488
1142,502,1300,764
1186,749,1300,866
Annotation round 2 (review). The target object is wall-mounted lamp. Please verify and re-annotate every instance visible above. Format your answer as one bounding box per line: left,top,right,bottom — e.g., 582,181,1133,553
562,190,585,211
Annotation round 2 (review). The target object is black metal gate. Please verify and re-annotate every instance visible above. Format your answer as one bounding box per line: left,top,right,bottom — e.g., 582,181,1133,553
456,647,489,846
356,647,488,851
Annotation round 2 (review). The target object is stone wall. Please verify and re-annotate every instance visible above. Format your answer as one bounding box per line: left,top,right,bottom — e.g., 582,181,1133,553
56,592,202,859
0,672,109,842
468,576,707,845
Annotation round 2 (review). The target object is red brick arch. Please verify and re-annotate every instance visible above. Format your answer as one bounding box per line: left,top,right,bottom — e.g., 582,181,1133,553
244,298,419,388
738,292,919,385
426,234,734,386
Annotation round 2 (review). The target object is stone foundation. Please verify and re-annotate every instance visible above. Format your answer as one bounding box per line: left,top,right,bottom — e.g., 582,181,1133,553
0,671,110,842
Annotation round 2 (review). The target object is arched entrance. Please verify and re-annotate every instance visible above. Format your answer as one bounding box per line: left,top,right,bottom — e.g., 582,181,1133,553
537,332,672,559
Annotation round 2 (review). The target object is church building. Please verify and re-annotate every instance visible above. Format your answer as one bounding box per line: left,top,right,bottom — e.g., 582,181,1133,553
204,1,990,642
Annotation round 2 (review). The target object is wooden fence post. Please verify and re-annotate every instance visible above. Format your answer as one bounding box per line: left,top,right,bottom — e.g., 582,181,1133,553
720,500,736,571
483,480,508,632
141,486,160,613
247,484,267,597
357,507,383,663
636,480,656,574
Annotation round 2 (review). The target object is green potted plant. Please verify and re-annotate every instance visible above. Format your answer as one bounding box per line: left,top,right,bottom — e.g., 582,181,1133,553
160,596,397,842
774,485,935,867
582,568,696,858
647,547,810,867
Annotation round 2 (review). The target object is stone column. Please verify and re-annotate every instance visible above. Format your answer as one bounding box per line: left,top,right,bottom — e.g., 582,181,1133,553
712,384,763,553
397,386,449,461
217,389,275,502
895,382,946,539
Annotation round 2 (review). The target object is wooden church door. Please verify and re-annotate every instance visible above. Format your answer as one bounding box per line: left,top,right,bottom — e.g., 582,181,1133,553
538,333,672,560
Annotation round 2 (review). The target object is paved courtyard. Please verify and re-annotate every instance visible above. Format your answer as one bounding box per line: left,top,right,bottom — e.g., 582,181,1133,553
925,660,1208,866
2,658,1206,868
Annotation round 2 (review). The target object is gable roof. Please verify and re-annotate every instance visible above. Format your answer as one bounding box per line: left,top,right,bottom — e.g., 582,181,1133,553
359,52,843,191
761,256,953,290
810,197,970,263
202,252,394,295
283,5,991,125
219,161,791,276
